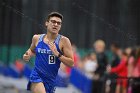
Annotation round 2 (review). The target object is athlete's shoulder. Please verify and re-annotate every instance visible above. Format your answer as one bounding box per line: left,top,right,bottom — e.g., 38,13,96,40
60,35,71,45
61,35,70,42
32,34,43,43
32,34,41,39
33,34,44,41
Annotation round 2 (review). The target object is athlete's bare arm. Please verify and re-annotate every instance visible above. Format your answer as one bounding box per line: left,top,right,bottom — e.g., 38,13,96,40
60,36,74,67
23,35,40,61
48,36,74,67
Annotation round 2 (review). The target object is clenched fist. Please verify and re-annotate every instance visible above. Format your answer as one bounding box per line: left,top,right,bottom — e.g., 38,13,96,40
23,51,31,62
47,41,59,57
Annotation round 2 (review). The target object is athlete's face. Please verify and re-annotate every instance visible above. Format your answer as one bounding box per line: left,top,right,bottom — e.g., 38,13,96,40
45,16,62,34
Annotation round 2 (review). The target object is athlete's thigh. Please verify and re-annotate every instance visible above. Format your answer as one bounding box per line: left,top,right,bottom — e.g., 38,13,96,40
31,82,46,93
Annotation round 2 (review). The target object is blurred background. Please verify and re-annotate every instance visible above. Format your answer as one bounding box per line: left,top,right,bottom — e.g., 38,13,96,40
0,0,140,93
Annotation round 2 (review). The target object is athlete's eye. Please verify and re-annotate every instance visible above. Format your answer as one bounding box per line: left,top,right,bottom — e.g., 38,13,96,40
50,20,62,25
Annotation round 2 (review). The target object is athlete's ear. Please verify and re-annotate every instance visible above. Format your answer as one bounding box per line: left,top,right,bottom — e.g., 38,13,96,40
45,21,49,27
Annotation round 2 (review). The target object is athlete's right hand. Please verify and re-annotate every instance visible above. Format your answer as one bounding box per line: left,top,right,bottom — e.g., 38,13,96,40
23,51,31,62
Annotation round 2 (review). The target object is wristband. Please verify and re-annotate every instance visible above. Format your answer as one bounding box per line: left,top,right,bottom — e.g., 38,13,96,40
58,53,62,58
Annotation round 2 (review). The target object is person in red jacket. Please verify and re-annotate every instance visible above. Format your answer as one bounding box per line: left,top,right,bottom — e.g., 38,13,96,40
131,47,140,93
107,51,128,93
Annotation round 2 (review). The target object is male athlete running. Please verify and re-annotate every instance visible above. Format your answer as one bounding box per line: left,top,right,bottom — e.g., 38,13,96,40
23,12,74,93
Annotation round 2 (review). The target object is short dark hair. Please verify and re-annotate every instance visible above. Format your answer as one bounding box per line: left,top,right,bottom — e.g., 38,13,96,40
47,12,63,22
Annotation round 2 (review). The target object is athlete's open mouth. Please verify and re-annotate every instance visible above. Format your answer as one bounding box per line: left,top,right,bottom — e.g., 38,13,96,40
52,27,57,30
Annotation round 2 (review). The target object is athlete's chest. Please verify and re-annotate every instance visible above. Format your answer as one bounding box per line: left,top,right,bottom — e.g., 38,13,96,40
35,42,53,55
35,41,60,64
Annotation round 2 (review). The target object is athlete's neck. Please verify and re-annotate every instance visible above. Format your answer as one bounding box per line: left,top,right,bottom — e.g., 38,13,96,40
46,32,58,41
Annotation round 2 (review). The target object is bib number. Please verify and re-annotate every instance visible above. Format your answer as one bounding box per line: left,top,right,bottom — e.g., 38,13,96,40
49,55,56,64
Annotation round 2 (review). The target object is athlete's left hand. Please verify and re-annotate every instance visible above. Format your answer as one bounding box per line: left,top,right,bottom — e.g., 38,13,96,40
48,41,59,57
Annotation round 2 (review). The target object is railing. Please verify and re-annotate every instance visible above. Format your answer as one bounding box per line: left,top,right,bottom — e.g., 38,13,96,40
70,68,140,93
